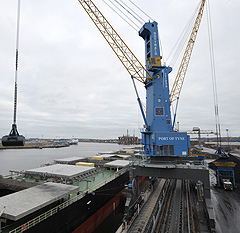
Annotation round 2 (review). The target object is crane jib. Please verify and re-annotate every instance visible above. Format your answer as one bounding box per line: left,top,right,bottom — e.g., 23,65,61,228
77,0,152,83
169,0,206,103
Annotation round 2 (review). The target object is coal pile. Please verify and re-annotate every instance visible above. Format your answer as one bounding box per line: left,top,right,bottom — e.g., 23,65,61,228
208,154,240,183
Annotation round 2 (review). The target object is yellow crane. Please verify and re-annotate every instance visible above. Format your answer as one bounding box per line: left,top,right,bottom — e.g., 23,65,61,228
169,0,206,103
76,0,206,157
77,0,206,108
77,0,153,84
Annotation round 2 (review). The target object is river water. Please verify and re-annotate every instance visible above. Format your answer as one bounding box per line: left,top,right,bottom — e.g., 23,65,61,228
0,142,132,176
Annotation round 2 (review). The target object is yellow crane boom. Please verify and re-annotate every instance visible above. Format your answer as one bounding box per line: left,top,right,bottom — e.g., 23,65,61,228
169,0,206,103
77,0,153,83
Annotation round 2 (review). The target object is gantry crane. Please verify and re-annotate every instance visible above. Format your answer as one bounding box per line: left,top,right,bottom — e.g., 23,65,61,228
77,0,205,157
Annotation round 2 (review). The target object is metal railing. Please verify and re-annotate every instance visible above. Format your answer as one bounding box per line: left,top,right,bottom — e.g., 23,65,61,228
9,168,128,233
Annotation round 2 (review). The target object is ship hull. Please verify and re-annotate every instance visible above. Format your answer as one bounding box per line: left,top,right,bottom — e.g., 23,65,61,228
26,171,129,233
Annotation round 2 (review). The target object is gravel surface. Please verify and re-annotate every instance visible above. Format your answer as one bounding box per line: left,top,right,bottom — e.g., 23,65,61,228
207,150,240,233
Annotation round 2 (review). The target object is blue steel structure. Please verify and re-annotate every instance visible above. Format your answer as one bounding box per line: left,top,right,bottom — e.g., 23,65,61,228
77,0,191,157
213,162,237,188
139,22,190,157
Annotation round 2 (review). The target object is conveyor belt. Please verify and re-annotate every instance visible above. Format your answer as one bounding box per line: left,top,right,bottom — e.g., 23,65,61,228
129,179,165,233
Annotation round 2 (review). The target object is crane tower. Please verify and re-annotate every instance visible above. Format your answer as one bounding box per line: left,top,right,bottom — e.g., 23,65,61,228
139,22,190,156
76,0,202,157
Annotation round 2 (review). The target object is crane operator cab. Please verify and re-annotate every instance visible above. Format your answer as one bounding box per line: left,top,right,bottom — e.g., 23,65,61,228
2,124,25,147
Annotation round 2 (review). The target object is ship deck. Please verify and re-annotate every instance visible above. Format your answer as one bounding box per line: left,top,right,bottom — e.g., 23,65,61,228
0,182,78,221
0,156,133,233
54,157,85,164
25,164,96,180
1,165,129,233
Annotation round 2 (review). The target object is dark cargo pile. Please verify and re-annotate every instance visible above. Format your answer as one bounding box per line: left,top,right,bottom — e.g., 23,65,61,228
208,154,240,183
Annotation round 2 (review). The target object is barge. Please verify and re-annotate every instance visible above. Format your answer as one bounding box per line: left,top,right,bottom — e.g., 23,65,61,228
0,154,143,233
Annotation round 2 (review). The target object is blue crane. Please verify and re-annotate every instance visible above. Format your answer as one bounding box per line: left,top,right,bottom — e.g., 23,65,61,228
139,22,190,156
77,0,205,157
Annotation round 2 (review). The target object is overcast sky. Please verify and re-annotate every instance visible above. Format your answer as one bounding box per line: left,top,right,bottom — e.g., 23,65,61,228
0,0,239,139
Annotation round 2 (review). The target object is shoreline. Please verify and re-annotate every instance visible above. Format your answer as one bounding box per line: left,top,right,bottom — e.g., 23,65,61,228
0,143,70,150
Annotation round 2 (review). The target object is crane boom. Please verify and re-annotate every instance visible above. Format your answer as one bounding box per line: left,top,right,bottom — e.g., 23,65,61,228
169,0,206,103
77,0,152,83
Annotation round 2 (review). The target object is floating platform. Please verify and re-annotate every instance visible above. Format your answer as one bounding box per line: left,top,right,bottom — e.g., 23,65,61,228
0,182,78,221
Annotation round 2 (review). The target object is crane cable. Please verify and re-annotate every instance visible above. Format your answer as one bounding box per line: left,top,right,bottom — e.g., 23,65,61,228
102,0,166,65
13,0,21,125
113,0,145,25
103,0,156,31
128,0,154,22
125,0,166,65
206,0,221,146
167,1,201,67
103,0,149,31
102,0,139,31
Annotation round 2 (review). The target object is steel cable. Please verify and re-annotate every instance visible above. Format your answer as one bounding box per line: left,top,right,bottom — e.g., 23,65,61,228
128,0,154,22
167,1,201,67
13,0,21,125
206,0,222,146
102,0,139,31
114,0,145,25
